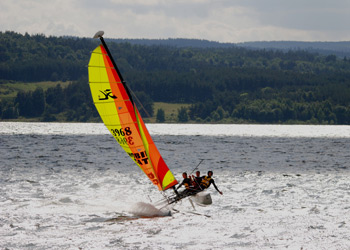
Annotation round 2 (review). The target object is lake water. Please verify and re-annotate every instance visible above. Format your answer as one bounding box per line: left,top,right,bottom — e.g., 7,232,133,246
1,122,350,249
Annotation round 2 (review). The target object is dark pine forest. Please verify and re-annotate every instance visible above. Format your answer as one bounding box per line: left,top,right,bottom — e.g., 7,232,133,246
1,31,350,124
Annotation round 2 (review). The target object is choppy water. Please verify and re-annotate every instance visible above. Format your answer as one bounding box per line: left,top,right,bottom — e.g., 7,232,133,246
1,122,350,249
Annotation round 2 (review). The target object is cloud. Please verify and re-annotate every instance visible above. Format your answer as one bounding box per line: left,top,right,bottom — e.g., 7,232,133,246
238,0,350,32
0,0,81,36
1,0,350,42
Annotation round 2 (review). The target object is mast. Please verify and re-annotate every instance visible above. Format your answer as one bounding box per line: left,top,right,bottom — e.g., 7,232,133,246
93,31,135,105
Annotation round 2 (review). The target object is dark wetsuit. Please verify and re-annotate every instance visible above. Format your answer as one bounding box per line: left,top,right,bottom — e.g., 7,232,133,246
201,176,221,193
193,176,204,190
176,177,196,197
176,177,192,190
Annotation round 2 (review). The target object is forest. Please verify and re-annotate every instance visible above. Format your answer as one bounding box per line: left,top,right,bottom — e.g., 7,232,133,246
1,31,350,124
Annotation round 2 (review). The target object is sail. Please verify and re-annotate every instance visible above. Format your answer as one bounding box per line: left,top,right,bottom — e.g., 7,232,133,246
88,44,178,191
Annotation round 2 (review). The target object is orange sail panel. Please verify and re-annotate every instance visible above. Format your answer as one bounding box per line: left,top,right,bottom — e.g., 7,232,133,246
88,45,177,190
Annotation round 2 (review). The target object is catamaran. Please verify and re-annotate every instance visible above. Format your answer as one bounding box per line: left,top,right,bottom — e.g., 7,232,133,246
88,31,211,209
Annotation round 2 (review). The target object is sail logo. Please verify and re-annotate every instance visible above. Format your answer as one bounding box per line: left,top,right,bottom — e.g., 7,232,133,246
98,89,117,100
128,151,149,165
129,151,158,185
134,150,149,165
147,173,159,185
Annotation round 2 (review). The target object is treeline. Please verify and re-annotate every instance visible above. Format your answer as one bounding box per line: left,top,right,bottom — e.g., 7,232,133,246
1,78,96,121
0,78,154,121
0,31,96,82
1,31,350,124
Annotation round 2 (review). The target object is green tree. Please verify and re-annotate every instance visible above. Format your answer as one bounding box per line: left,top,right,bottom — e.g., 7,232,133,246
156,108,165,123
15,91,32,117
31,87,45,116
177,106,188,122
45,84,65,114
1,105,18,119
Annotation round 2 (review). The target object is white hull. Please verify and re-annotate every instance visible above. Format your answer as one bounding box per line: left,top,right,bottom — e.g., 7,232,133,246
192,192,212,206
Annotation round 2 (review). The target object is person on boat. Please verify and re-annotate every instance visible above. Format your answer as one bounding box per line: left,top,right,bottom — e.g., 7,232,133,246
200,171,223,195
176,172,195,197
192,171,204,190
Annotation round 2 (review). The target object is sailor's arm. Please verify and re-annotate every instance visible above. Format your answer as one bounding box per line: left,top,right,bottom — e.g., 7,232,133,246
176,180,184,190
212,180,223,195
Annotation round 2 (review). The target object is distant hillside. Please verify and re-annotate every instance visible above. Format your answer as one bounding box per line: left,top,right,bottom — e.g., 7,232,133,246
107,38,350,57
1,31,350,124
237,41,350,58
106,38,236,48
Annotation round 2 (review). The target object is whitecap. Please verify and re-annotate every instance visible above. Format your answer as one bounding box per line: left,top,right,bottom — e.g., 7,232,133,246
128,202,171,217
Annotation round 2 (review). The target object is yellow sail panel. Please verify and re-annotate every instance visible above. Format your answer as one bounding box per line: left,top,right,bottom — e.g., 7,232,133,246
88,46,110,84
88,45,178,190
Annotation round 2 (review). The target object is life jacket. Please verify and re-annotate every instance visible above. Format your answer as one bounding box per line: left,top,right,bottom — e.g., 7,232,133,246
201,176,212,188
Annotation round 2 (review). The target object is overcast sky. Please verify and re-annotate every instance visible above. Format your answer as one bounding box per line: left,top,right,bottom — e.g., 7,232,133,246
1,0,350,43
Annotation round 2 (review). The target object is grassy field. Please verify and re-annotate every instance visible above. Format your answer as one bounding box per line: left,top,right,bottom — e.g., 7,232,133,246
0,81,71,101
146,102,191,123
1,102,190,123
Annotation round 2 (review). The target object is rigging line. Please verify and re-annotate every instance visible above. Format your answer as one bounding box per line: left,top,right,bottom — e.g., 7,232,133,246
192,178,204,191
128,87,152,118
189,159,204,175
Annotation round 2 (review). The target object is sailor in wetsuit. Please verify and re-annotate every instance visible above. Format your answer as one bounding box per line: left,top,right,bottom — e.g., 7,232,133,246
176,172,195,197
192,170,204,191
200,171,223,195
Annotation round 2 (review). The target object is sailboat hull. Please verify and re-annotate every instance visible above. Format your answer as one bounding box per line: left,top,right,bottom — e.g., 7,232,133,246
192,192,212,206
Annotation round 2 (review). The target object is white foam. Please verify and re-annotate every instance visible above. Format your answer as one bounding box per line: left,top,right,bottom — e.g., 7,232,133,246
128,202,171,217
